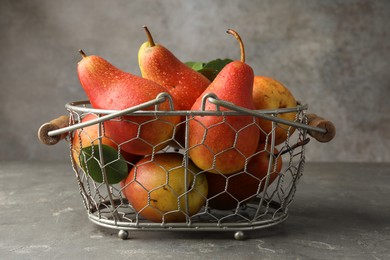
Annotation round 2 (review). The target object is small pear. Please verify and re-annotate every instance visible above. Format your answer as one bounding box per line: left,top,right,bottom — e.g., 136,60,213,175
188,29,260,174
77,50,181,155
138,26,211,110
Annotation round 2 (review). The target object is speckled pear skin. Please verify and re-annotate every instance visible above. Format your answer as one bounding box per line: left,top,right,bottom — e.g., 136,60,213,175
77,53,181,155
138,41,211,111
253,76,297,145
189,61,260,174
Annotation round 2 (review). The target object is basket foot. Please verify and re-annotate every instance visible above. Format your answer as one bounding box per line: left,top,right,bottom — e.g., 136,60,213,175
118,230,128,240
234,231,245,240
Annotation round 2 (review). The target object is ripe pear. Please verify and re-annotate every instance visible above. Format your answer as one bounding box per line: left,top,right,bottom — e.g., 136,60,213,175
138,26,211,111
122,153,208,223
206,144,282,210
188,29,260,174
253,76,297,145
77,50,181,155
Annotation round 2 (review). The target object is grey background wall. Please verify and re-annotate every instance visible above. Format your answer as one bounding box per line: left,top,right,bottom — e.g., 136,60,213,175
1,0,389,162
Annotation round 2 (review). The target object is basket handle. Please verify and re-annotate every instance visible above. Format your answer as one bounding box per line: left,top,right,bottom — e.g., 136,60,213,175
38,115,70,145
206,96,334,140
306,113,336,143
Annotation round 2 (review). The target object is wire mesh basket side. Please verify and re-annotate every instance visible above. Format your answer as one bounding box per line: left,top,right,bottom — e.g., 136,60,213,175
65,102,308,231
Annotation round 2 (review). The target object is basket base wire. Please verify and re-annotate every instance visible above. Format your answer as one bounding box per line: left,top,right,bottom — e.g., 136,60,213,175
86,198,289,232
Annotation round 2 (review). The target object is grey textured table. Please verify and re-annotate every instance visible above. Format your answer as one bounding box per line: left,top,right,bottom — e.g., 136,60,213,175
0,161,389,259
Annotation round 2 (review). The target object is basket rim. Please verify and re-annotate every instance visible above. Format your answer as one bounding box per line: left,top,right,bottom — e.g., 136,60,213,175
47,95,319,138
65,99,308,116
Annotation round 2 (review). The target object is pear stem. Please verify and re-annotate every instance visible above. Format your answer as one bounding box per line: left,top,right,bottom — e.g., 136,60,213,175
143,25,155,47
227,29,245,63
79,49,87,58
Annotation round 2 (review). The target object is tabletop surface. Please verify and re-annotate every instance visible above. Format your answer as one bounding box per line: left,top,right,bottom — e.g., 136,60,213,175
0,161,389,259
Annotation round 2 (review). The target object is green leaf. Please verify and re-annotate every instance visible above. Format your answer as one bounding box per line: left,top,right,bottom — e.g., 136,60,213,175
186,58,233,81
185,61,205,71
203,58,233,71
197,68,218,82
79,144,128,184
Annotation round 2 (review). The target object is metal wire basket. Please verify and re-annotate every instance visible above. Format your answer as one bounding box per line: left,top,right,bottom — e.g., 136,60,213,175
38,92,335,240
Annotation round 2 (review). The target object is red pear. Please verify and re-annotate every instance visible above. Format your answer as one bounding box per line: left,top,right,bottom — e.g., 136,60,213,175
138,26,211,111
77,50,181,155
206,144,282,210
188,29,260,174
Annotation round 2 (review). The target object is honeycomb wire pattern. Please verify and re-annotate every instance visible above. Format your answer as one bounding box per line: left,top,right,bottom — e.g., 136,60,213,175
67,104,308,231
